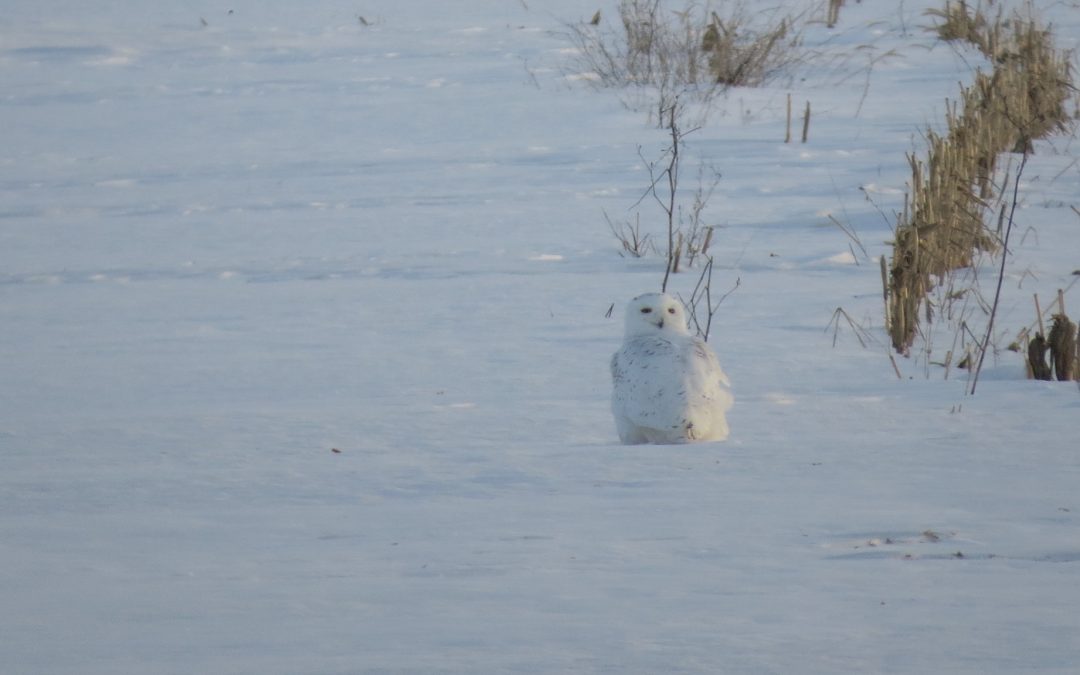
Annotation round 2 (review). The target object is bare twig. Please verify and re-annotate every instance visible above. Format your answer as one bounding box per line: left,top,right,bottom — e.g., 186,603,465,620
827,214,868,260
970,151,1028,395
683,261,739,341
826,307,876,348
785,93,792,143
661,102,680,292
606,210,651,257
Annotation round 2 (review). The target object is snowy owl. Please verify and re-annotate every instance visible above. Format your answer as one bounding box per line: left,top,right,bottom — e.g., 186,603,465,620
611,292,733,444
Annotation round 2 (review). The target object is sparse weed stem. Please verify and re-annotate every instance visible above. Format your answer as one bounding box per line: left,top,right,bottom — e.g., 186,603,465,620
827,307,877,349
682,258,739,341
625,97,719,292
660,101,682,291
606,210,653,258
826,213,869,264
681,163,722,268
824,305,906,382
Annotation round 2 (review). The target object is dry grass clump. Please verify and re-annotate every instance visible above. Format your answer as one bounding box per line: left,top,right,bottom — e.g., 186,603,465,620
699,9,800,87
886,2,1075,354
928,0,995,47
566,0,805,112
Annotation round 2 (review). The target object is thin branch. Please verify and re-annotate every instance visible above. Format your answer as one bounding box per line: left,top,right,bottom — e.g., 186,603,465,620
661,100,680,292
969,151,1028,395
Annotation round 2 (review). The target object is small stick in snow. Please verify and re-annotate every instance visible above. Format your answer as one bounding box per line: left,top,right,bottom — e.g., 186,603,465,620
1035,293,1045,336
785,93,792,143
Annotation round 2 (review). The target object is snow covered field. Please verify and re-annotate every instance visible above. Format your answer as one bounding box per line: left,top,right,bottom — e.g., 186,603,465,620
2,1,1079,672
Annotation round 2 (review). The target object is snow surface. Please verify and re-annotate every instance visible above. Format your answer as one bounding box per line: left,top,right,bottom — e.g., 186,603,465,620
2,1,1079,673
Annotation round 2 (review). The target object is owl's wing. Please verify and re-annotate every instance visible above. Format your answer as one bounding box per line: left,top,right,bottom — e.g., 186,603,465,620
683,337,733,406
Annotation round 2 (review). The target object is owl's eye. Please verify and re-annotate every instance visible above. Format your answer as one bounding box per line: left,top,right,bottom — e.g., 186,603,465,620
667,307,676,314
640,307,652,314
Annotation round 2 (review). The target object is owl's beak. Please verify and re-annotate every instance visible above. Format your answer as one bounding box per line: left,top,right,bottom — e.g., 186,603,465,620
657,318,664,329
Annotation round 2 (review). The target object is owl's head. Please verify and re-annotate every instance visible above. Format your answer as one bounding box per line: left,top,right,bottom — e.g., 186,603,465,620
624,292,690,337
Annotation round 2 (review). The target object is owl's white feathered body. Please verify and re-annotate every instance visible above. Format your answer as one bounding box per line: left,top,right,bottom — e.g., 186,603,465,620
611,293,733,444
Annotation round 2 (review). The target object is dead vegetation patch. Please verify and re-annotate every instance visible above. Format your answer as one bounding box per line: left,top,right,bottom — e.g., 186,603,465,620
885,0,1075,357
565,0,807,117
